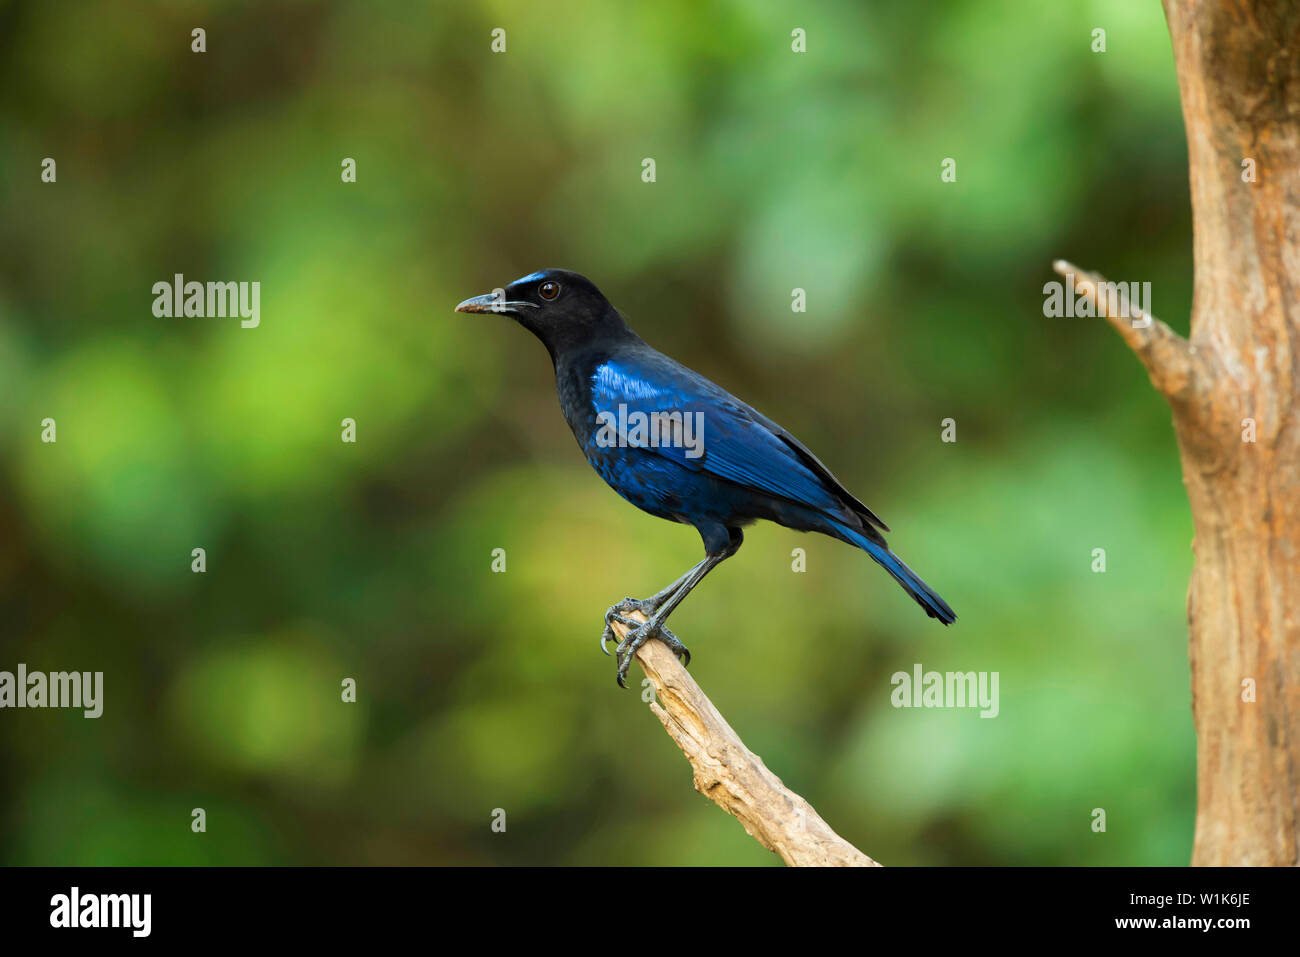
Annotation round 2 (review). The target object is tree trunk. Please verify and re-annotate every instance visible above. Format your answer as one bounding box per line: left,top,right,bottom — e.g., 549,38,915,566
1162,0,1300,867
1059,0,1300,866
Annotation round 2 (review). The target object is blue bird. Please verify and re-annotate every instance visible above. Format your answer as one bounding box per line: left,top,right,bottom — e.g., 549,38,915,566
457,269,956,686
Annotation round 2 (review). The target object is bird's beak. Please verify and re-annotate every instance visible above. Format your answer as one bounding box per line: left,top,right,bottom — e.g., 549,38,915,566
455,292,539,318
455,292,506,314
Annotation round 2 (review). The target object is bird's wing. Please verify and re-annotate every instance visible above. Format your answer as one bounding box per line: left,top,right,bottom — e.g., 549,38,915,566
747,410,890,532
590,355,883,529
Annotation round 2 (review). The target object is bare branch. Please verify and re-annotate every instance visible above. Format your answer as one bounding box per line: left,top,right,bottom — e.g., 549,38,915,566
610,612,879,867
1052,260,1198,400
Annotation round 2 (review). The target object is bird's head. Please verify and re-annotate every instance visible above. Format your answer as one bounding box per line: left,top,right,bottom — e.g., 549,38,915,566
455,268,630,358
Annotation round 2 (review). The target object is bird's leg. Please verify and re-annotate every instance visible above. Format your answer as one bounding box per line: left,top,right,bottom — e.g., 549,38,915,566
600,570,694,640
599,562,702,658
611,551,729,688
605,565,698,620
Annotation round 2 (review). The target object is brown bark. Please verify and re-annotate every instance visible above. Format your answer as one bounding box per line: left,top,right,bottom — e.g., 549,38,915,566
609,611,878,866
1060,0,1300,865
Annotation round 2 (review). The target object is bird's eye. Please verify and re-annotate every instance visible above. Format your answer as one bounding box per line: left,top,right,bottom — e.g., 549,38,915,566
538,281,560,301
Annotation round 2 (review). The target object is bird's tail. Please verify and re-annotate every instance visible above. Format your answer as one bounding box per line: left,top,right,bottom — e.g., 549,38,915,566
832,521,957,625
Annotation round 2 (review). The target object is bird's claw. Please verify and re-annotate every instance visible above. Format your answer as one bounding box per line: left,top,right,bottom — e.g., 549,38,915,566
600,597,654,657
601,597,691,686
605,597,654,621
611,619,691,688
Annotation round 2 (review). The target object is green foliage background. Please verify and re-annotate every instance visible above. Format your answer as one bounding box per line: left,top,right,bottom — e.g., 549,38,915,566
0,0,1195,865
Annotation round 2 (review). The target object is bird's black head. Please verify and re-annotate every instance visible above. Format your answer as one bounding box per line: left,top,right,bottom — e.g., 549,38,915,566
455,268,632,360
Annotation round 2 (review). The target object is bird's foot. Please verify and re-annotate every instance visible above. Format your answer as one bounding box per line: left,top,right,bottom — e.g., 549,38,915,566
599,596,658,657
600,605,691,688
